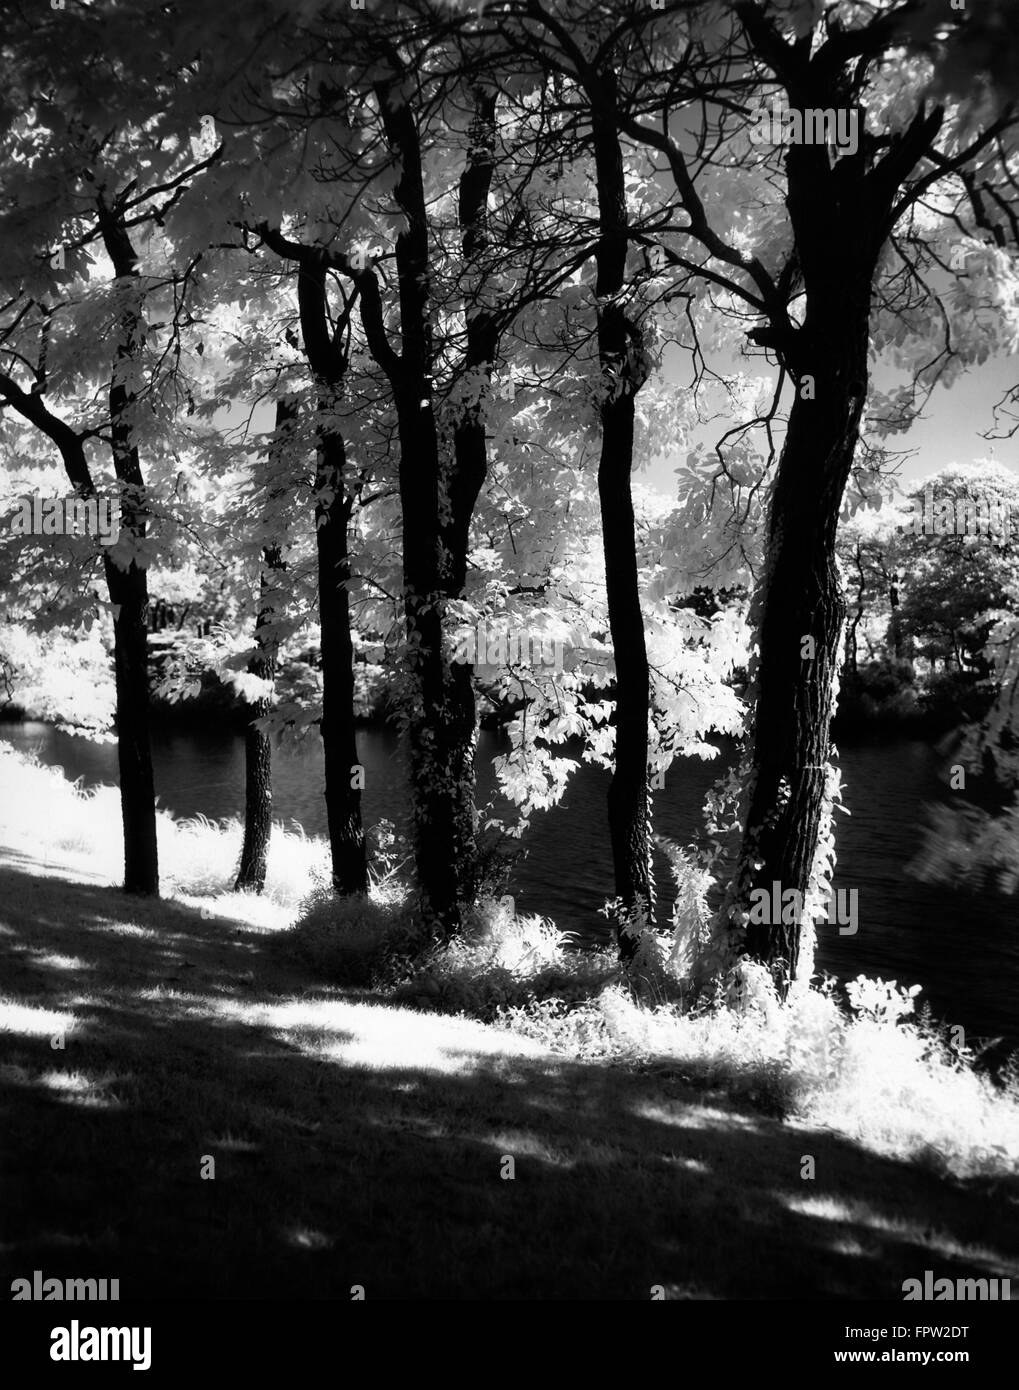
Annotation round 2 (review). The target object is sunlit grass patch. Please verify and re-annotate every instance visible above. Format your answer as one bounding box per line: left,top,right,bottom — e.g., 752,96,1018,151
28,953,92,972
91,922,167,941
213,994,552,1075
38,1068,129,1110
500,969,1019,1180
205,1132,261,1153
287,1228,335,1251
0,998,77,1041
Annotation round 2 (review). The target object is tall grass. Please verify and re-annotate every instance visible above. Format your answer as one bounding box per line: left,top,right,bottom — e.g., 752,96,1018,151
0,745,326,925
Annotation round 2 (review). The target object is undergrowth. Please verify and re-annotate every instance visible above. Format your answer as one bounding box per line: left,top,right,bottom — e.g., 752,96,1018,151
4,741,1018,1183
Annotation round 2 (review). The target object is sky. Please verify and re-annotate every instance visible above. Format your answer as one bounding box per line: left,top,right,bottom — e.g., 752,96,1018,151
644,345,1019,497
892,355,1019,484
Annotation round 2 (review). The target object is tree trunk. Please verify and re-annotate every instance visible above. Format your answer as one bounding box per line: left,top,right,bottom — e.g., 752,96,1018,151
591,73,653,960
295,259,368,896
103,551,158,895
234,400,293,893
436,88,501,911
232,397,296,895
396,392,467,931
315,421,368,895
99,200,159,896
729,291,870,985
599,399,654,958
888,573,903,660
708,49,913,988
234,639,274,893
432,414,489,910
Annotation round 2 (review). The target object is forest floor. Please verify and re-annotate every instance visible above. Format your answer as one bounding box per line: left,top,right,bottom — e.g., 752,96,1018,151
2,839,1018,1300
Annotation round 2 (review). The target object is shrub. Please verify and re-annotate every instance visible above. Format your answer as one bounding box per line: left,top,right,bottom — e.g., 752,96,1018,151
384,895,615,1020
279,879,415,985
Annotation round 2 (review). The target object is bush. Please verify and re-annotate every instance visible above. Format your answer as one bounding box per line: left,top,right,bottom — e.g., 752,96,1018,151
920,667,994,727
279,880,416,985
384,895,615,1020
836,658,922,731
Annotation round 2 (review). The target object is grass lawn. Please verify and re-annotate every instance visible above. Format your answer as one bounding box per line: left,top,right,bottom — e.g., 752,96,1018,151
1,842,1018,1300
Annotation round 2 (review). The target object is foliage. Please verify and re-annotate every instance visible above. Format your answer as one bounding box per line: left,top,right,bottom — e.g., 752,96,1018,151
384,895,614,1021
501,969,1019,1180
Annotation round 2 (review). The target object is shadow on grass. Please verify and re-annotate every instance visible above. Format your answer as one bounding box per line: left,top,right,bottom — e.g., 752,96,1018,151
1,854,1017,1300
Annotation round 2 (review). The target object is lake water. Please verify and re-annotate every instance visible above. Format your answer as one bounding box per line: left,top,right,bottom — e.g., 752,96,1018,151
3,720,1017,1046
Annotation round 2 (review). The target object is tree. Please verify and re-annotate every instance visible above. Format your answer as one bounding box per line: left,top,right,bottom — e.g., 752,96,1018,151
251,232,371,896
238,5,603,933
611,0,1019,988
0,4,229,894
480,0,706,955
836,508,907,673
895,463,1019,678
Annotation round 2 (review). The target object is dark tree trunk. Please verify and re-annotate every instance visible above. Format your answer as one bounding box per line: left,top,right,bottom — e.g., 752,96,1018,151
437,88,501,911
591,73,653,960
315,423,368,895
296,260,368,896
599,400,653,958
731,284,871,986
437,413,488,910
719,4,947,990
235,401,293,893
395,389,466,930
235,666,273,893
888,572,903,660
99,200,159,896
103,551,158,895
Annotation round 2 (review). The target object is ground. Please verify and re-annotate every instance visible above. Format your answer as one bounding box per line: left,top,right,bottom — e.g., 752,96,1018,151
1,842,1017,1300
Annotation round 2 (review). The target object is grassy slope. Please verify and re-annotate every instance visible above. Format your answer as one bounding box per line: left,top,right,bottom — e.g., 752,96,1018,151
2,845,1017,1301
